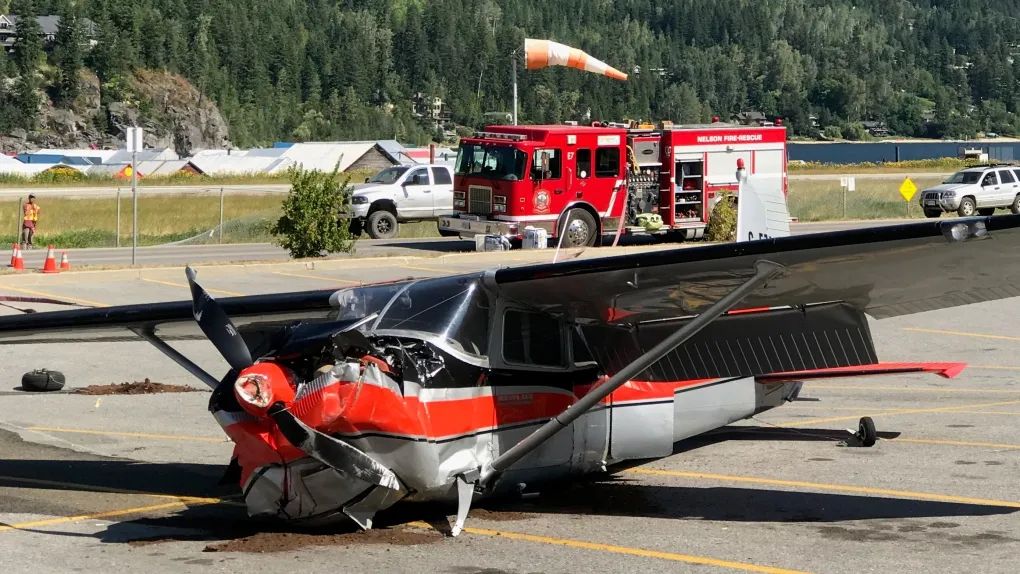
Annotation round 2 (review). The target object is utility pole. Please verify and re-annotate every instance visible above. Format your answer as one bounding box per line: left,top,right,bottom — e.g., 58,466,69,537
511,49,518,125
127,127,143,265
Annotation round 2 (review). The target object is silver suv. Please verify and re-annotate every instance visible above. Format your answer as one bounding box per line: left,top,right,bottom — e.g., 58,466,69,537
919,165,1020,217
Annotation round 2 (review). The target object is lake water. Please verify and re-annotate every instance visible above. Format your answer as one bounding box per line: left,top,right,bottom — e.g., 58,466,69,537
788,141,1020,164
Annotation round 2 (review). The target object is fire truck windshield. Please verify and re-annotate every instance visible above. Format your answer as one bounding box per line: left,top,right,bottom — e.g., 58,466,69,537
455,144,527,181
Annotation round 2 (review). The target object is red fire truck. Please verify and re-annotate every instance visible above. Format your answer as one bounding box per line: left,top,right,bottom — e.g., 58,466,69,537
438,122,787,246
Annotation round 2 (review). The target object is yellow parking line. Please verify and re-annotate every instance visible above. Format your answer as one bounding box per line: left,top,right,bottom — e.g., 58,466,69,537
405,521,809,574
779,399,1020,427
903,327,1020,342
0,475,228,505
399,264,450,274
140,277,243,297
24,426,224,443
891,437,1020,450
0,501,191,533
943,410,1020,416
272,270,360,285
810,384,1020,394
628,469,1020,509
0,284,109,307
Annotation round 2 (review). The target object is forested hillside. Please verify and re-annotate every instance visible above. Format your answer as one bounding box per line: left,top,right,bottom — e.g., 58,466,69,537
2,0,1019,148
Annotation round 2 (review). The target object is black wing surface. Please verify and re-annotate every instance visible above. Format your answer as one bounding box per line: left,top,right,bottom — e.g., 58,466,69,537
489,216,1020,379
492,216,1020,323
0,288,342,345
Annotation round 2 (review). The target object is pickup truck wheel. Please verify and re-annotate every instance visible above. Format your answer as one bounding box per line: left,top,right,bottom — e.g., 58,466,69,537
957,197,976,217
1011,195,1020,215
978,208,995,216
366,210,398,239
923,209,942,218
560,209,598,247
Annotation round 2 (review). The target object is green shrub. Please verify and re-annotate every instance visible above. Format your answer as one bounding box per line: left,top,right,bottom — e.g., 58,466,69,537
705,194,736,242
272,165,357,258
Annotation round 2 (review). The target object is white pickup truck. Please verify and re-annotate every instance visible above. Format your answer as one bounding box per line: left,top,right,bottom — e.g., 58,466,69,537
349,164,456,239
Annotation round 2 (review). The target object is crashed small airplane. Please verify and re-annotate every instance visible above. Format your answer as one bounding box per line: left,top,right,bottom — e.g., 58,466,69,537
1,176,1019,536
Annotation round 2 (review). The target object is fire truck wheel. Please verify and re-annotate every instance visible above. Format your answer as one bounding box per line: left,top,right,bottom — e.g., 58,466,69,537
366,210,398,239
560,209,598,247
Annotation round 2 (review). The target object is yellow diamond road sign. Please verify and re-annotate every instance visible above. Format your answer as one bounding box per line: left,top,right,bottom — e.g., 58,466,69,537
899,177,918,202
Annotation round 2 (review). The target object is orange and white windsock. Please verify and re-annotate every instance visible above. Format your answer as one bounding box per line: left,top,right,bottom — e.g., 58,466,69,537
524,38,628,81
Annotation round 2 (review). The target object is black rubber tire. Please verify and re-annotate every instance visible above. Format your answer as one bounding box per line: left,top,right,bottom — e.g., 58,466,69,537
559,208,599,247
21,369,66,392
366,210,398,240
923,209,942,219
347,218,364,237
957,197,977,217
1011,195,1020,215
858,416,877,447
978,208,995,216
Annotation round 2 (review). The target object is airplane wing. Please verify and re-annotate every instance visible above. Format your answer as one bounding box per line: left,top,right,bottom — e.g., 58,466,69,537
490,216,1020,380
0,216,1015,384
0,288,340,345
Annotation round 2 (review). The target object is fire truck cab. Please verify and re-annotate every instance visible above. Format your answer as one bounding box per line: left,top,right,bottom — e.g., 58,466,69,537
439,122,787,246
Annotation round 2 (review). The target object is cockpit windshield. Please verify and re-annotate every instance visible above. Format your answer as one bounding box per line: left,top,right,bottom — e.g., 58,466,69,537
455,143,528,181
333,274,490,357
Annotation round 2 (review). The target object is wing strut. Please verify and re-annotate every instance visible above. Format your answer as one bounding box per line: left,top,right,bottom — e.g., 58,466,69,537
135,327,221,390
481,259,785,485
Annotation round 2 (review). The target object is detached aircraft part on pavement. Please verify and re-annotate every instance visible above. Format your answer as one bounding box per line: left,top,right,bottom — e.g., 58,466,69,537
0,214,1016,533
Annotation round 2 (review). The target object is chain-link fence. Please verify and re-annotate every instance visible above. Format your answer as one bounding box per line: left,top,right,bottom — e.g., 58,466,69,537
0,187,287,249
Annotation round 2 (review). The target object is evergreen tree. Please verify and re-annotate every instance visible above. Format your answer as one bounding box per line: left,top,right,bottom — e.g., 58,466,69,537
10,0,43,75
53,5,85,106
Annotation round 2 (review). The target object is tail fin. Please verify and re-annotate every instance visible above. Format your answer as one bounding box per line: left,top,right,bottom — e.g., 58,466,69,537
736,175,791,242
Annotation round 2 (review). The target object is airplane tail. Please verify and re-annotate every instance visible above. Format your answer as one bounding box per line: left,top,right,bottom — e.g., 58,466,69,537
736,174,791,242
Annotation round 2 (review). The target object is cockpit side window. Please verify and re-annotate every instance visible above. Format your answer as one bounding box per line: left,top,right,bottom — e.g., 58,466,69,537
503,310,564,367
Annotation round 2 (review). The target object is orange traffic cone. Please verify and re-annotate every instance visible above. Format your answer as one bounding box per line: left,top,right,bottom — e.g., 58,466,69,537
11,245,23,271
8,243,17,267
41,245,59,273
59,251,70,271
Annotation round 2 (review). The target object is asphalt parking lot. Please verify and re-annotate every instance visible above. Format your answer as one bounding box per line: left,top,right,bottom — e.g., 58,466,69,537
1,243,1019,573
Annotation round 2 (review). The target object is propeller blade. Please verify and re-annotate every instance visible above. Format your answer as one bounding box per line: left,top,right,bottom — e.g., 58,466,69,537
185,266,253,371
268,402,401,491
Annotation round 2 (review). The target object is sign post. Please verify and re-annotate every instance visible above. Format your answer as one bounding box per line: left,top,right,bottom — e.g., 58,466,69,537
899,177,918,219
126,127,143,265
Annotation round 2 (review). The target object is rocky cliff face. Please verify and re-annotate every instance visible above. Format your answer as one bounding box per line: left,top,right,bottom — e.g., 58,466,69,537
0,69,231,156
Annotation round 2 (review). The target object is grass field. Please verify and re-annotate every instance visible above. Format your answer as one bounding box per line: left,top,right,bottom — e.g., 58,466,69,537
2,193,445,248
786,176,944,221
788,157,972,175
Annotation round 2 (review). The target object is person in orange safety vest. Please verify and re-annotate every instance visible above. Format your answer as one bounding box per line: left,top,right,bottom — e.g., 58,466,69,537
22,194,40,249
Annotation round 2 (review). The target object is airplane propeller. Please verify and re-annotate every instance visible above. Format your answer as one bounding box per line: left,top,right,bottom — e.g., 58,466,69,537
186,266,254,371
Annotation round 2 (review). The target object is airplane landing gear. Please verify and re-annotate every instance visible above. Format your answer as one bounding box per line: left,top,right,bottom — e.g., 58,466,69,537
842,416,878,447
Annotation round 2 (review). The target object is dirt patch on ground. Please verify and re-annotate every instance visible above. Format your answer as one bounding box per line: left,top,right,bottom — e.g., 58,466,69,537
470,508,536,522
74,379,203,395
201,527,443,553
